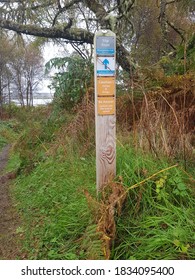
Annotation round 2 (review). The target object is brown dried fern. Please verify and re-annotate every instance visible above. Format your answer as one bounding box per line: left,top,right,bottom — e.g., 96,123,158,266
47,91,95,156
83,181,127,260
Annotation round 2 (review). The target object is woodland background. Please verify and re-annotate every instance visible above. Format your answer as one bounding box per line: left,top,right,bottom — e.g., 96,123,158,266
0,0,194,260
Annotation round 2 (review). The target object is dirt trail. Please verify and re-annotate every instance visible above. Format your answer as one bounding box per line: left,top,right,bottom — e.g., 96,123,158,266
0,145,11,173
0,145,20,259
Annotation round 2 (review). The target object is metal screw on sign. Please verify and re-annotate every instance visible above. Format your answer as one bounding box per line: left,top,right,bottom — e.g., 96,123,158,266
94,30,116,192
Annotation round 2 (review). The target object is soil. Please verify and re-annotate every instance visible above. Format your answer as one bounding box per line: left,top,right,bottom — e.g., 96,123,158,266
0,145,21,259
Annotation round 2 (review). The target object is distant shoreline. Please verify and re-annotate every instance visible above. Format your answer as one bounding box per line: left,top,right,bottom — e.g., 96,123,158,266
11,98,53,106
4,92,54,106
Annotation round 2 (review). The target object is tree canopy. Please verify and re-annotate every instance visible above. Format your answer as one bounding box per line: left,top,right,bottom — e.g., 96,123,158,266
0,0,194,72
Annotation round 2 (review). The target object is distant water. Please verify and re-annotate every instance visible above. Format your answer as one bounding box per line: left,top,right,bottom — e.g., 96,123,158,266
11,98,53,106
10,92,54,106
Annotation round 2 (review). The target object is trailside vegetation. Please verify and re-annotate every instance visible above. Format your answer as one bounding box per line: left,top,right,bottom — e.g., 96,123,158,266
0,0,194,260
1,74,195,259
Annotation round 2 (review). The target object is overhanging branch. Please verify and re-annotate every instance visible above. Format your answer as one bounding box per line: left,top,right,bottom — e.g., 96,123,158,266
0,19,94,43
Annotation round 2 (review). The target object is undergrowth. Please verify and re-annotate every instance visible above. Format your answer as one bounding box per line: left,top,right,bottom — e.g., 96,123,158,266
12,139,195,260
0,120,18,151
111,145,195,260
13,153,96,260
2,84,194,260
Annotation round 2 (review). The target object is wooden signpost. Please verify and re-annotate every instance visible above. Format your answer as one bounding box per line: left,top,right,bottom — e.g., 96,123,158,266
94,30,116,192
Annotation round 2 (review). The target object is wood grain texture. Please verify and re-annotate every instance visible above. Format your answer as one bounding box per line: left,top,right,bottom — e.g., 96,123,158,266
96,115,116,191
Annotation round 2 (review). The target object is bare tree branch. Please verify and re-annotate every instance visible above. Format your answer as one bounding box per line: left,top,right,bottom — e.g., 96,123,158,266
71,42,88,59
166,19,185,42
31,1,56,11
84,0,109,29
52,0,82,26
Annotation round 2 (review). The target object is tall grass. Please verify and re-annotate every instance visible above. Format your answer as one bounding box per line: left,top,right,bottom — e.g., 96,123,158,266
117,73,195,169
13,152,96,259
13,137,195,260
111,144,195,260
0,120,18,151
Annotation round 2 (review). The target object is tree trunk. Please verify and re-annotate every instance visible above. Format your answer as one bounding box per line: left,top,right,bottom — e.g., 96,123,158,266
0,76,3,108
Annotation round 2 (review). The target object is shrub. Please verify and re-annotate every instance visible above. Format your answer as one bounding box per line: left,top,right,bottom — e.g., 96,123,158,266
45,54,93,111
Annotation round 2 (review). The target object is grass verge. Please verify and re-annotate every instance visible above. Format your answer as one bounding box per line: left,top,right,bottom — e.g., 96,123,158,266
12,143,195,260
13,152,96,259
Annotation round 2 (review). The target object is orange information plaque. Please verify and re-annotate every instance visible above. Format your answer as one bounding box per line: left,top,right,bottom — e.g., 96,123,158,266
97,77,115,96
97,97,115,115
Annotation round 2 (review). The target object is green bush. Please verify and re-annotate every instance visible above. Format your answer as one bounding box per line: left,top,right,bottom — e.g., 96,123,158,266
45,54,93,110
160,35,195,75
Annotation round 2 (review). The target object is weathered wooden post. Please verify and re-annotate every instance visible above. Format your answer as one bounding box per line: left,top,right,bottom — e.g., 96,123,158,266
94,30,116,192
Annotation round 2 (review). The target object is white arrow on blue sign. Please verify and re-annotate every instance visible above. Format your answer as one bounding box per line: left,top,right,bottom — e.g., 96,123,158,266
102,59,109,69
96,56,115,76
